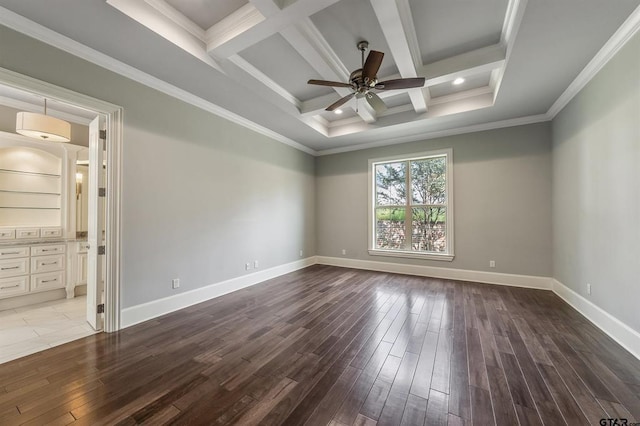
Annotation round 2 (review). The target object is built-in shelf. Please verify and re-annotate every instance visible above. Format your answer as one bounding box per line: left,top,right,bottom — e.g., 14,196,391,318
0,207,61,210
0,146,63,228
0,169,61,178
0,190,61,196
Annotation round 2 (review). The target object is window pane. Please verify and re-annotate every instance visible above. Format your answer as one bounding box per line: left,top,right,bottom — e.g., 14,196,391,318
412,207,446,252
375,207,405,250
376,162,406,206
411,157,446,205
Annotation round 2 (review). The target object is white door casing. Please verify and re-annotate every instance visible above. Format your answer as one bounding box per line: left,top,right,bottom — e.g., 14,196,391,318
86,116,106,330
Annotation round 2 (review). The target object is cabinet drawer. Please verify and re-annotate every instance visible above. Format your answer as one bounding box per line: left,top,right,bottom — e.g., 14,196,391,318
16,228,40,239
0,228,15,240
31,254,64,274
31,244,66,256
0,258,29,278
0,246,30,259
31,271,65,292
0,275,29,298
41,227,62,238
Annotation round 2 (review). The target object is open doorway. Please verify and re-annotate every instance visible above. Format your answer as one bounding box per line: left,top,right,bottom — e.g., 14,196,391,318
0,68,122,363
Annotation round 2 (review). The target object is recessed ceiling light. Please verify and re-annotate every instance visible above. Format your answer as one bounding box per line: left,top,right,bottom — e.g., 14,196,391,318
453,77,465,86
334,109,343,114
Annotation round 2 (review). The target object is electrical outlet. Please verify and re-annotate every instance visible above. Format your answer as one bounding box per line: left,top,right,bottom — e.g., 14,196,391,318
254,260,259,269
489,260,495,268
172,278,180,289
299,250,303,257
341,249,346,255
245,263,251,271
587,283,592,295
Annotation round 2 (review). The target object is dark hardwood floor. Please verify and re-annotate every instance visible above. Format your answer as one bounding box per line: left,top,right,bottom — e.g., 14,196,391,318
1,265,639,425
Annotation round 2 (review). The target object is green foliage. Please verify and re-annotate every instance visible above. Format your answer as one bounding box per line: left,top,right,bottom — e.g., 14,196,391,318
374,155,448,253
411,157,446,205
376,208,406,221
375,162,406,206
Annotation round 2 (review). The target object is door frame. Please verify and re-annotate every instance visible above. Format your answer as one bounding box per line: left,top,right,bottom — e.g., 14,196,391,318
0,66,123,332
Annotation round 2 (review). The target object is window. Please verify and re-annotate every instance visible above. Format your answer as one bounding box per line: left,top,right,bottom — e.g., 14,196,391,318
368,149,454,261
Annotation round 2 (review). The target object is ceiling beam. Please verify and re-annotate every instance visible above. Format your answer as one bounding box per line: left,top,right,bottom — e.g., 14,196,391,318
370,0,427,113
247,0,281,17
280,19,377,123
221,55,329,136
106,0,221,71
492,0,528,101
205,0,342,59
422,43,505,85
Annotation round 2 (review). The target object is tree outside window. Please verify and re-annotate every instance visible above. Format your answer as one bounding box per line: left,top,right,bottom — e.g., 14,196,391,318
369,150,453,261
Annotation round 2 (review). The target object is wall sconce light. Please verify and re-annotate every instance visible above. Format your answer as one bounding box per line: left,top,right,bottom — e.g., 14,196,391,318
76,172,83,200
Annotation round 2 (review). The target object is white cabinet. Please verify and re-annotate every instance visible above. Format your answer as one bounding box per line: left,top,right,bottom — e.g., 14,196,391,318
0,257,29,278
41,228,63,238
0,229,15,240
0,275,29,298
31,271,65,292
65,241,88,299
31,254,65,274
77,251,88,286
0,246,30,259
0,243,66,300
31,244,65,256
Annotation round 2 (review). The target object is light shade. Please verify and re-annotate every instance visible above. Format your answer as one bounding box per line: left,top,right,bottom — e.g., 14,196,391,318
16,111,71,142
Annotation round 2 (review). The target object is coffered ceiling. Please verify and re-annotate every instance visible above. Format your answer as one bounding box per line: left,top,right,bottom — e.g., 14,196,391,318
0,0,639,154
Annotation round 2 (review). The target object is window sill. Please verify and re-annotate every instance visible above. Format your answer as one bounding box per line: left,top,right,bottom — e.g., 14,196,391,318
368,249,454,262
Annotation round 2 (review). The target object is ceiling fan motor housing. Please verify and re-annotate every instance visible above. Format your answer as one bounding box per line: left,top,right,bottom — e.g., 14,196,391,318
350,69,377,93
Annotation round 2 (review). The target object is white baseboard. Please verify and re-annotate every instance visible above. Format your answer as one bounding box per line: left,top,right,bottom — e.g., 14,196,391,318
552,279,640,361
120,257,316,328
315,256,552,290
119,255,640,362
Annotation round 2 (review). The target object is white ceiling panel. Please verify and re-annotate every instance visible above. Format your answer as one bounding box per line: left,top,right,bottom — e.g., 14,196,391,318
410,0,507,64
239,33,334,101
320,106,358,122
310,0,399,79
382,92,411,109
165,0,247,30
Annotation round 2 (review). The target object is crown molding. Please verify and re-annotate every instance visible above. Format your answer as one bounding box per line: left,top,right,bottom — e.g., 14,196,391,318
547,4,640,118
0,6,317,156
317,113,551,156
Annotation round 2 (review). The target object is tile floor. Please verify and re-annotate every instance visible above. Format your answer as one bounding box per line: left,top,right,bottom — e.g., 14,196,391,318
0,296,97,364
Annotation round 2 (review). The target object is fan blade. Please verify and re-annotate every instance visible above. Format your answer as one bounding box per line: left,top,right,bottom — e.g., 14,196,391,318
326,93,355,111
308,79,353,88
366,92,387,113
363,50,384,82
375,77,425,90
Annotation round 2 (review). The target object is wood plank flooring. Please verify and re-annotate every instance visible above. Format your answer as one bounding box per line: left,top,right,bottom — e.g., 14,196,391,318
1,265,639,425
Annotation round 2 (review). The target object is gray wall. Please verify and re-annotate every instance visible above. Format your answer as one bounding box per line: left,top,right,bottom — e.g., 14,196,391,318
0,26,316,308
552,31,640,332
317,123,553,277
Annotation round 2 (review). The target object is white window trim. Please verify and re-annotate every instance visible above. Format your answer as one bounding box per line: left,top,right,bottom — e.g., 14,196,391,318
368,148,454,261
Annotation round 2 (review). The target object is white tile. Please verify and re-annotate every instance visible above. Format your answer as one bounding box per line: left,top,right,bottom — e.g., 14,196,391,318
0,296,93,365
0,317,27,330
0,336,50,357
0,308,18,318
0,327,39,344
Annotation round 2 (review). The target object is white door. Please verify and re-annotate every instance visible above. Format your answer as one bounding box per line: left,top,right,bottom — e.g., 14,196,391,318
86,115,105,330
